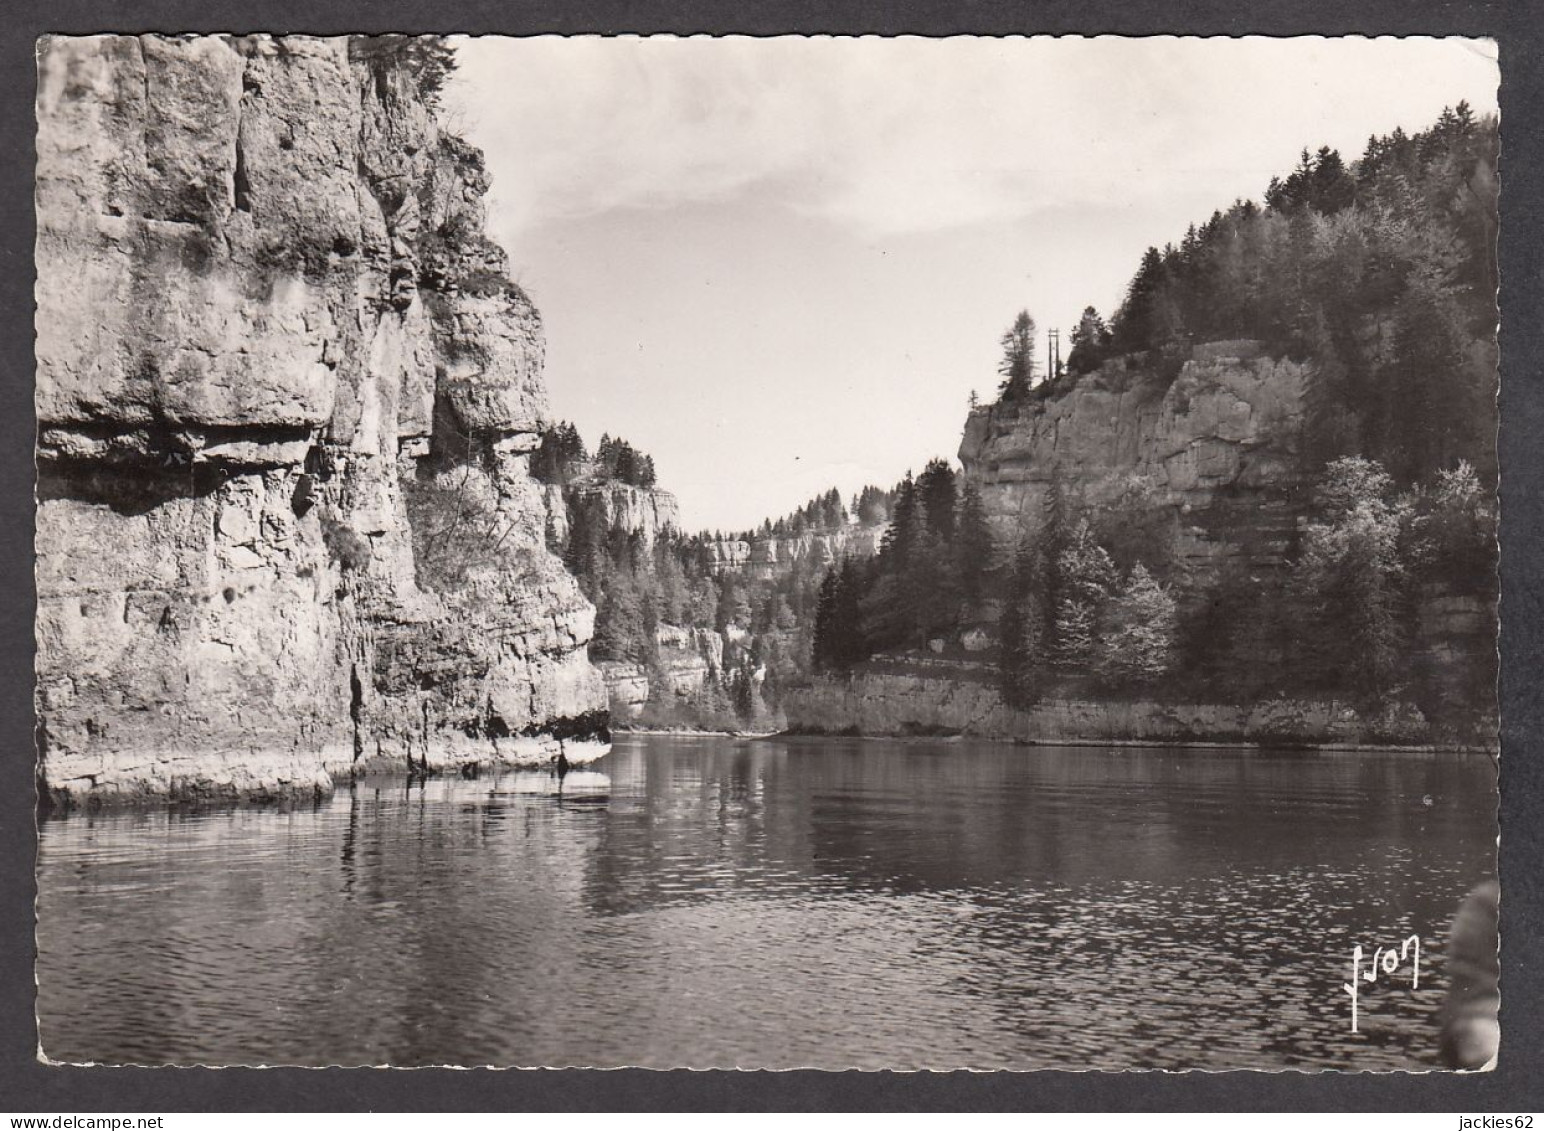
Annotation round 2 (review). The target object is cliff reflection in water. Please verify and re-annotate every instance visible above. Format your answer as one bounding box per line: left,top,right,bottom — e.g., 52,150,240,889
36,736,1495,1070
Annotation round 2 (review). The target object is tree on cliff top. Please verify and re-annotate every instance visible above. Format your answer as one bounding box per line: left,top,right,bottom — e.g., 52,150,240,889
531,421,588,485
350,36,458,106
997,310,1038,401
595,433,659,488
1067,306,1114,376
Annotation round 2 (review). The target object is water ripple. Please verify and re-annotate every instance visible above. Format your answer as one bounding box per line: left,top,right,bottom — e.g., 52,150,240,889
36,738,1495,1069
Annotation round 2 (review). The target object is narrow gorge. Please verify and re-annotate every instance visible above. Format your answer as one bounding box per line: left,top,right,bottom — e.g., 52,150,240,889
32,39,1500,805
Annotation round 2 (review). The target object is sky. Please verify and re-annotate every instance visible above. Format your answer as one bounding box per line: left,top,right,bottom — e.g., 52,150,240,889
448,36,1499,533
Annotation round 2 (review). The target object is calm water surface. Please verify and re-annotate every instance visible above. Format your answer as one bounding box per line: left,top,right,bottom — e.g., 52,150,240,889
36,736,1496,1069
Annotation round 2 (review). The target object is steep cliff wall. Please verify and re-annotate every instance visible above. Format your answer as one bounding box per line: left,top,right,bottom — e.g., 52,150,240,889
543,481,679,550
34,35,608,804
960,345,1310,585
958,343,1491,711
598,622,725,722
781,340,1493,747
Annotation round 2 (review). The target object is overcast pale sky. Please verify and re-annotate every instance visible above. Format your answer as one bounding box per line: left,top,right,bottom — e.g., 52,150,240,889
449,36,1499,533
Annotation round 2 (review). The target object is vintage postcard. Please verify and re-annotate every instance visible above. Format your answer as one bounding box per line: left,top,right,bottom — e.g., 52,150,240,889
32,34,1500,1072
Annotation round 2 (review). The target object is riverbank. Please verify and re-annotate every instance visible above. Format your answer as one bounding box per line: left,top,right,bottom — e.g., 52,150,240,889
612,724,779,740
782,670,1497,754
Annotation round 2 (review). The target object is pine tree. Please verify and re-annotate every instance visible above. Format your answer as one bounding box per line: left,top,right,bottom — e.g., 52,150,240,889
1293,457,1411,700
1113,247,1166,353
955,481,994,610
997,310,1038,401
812,567,839,671
1066,306,1112,375
832,557,868,667
1035,473,1074,664
916,459,958,542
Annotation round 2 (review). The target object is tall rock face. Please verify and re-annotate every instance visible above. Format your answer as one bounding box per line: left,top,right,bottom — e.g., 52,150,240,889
34,35,608,804
960,344,1310,587
542,481,679,551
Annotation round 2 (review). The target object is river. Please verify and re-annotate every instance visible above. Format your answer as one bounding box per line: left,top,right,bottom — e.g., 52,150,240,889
35,735,1497,1070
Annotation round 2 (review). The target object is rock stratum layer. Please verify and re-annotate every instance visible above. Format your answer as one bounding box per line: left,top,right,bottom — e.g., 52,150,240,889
543,481,680,551
35,35,608,805
959,344,1489,705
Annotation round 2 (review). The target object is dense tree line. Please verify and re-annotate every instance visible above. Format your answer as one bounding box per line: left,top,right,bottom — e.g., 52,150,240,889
531,422,658,488
810,452,1492,727
594,434,658,488
811,459,994,668
554,494,836,729
742,487,849,541
530,422,588,485
999,106,1496,483
1087,103,1496,486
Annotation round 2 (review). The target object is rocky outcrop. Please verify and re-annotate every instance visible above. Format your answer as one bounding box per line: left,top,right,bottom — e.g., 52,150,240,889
596,623,723,721
960,348,1310,583
783,666,1490,750
958,346,1493,723
654,622,723,695
543,480,679,550
34,35,608,805
703,522,886,578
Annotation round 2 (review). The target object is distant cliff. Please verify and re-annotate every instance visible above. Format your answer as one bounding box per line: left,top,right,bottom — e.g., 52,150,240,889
543,480,680,551
34,35,608,804
702,523,886,578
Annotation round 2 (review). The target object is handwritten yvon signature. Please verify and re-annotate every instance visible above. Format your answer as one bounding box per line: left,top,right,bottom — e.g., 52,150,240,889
1344,935,1421,1032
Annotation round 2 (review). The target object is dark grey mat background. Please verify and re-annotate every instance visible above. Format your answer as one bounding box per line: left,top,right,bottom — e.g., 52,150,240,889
2,0,1538,1112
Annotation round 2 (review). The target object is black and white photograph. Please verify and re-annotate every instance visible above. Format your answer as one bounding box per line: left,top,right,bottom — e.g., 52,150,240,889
30,32,1503,1074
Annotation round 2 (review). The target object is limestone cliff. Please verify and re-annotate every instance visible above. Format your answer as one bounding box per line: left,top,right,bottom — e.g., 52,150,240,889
958,343,1489,706
543,480,679,551
34,35,608,804
960,342,1309,585
599,623,725,722
703,522,886,579
783,341,1493,746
